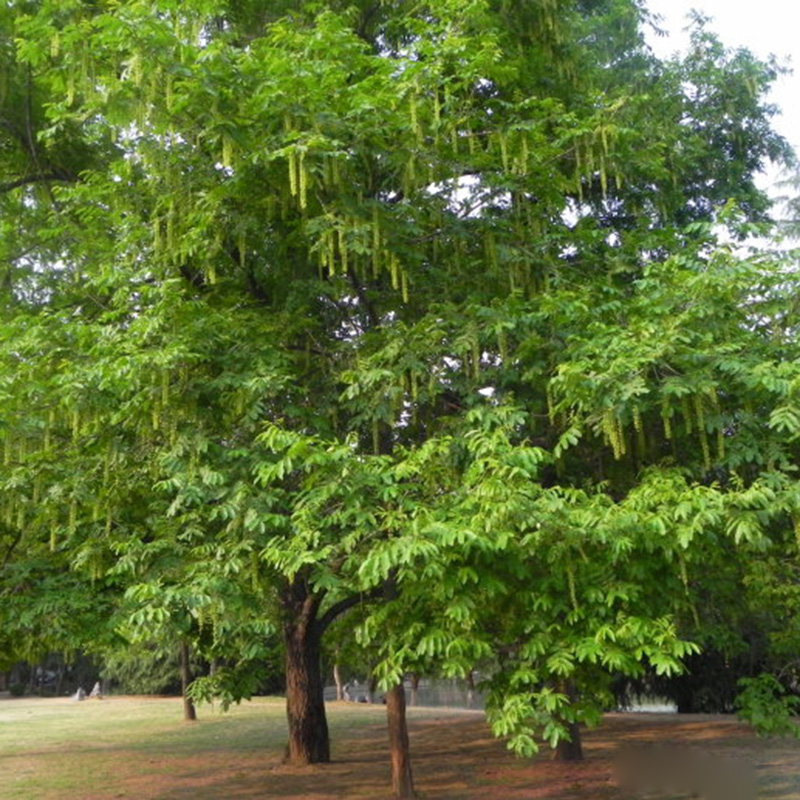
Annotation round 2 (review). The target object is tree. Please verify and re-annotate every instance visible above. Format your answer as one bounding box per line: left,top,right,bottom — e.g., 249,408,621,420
1,0,797,787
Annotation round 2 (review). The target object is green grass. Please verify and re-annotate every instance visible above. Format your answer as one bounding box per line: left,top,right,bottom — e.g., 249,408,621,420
0,695,389,799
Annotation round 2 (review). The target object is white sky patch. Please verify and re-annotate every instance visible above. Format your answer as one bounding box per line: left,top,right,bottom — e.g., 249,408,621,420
644,0,800,193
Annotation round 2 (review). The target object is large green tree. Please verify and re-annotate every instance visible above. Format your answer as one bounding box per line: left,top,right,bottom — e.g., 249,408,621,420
1,0,797,789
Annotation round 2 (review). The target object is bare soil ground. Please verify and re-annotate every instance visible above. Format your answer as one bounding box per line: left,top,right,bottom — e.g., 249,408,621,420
1,696,799,799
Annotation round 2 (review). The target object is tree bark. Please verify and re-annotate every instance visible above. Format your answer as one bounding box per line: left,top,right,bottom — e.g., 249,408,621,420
553,679,582,761
283,582,330,765
466,670,475,709
333,662,344,701
409,672,420,707
554,720,583,761
368,673,378,704
180,641,197,722
386,681,415,798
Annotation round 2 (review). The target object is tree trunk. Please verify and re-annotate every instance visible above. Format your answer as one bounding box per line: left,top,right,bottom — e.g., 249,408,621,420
466,670,475,709
333,662,344,701
554,721,583,761
553,679,582,761
386,681,415,798
180,641,197,722
409,672,420,707
283,585,330,765
368,673,378,704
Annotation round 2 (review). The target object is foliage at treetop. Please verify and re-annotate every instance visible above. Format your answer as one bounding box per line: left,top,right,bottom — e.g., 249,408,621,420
1,0,799,765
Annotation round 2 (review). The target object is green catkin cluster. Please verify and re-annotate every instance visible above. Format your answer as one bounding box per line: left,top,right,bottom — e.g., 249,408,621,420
694,395,710,470
222,134,233,169
371,418,380,456
497,328,508,362
661,399,672,440
238,231,246,268
498,132,509,172
681,396,693,435
566,562,579,611
679,554,689,593
603,410,625,460
298,150,308,211
161,370,170,406
288,150,297,197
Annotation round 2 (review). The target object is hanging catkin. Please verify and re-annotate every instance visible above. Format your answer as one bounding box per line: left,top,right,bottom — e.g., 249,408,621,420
567,562,579,611
338,227,348,274
661,399,672,440
288,150,297,197
298,150,307,211
498,132,509,172
372,208,381,278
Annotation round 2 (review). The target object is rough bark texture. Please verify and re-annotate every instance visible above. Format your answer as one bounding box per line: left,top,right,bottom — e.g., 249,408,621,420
553,680,582,761
387,681,415,798
283,582,330,765
180,641,197,722
554,721,583,761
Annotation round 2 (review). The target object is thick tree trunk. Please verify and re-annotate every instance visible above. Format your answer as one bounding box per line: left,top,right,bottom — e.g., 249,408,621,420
278,573,392,766
554,721,583,761
283,585,330,765
386,681,415,798
180,641,197,722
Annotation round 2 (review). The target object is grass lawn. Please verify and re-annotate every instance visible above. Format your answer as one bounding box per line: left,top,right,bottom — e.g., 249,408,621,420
2,694,800,798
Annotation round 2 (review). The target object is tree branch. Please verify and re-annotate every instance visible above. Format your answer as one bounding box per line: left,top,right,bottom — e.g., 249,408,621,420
0,172,73,194
346,266,381,329
316,577,395,634
1,529,24,571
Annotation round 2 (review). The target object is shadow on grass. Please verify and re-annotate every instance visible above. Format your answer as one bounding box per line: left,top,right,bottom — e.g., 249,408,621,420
3,698,800,799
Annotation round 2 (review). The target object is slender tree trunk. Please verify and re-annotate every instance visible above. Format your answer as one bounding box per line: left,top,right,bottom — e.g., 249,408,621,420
409,672,420,707
283,582,330,765
466,670,475,709
368,673,378,704
553,679,582,761
180,641,197,722
386,681,415,798
333,662,344,701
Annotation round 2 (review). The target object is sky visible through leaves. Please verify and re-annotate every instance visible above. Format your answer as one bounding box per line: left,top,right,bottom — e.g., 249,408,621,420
645,0,799,195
